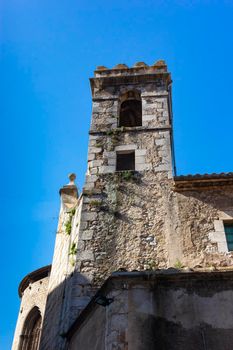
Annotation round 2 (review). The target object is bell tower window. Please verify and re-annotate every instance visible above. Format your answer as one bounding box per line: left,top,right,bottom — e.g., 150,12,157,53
119,91,142,127
116,151,135,171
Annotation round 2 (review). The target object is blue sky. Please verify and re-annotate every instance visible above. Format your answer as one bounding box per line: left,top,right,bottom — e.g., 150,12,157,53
1,0,233,348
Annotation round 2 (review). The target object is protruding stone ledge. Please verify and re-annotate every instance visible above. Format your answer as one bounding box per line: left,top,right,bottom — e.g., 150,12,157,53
92,92,169,102
89,126,171,135
90,72,171,94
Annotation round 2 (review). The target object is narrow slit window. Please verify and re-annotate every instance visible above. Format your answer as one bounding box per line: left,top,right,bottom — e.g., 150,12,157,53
116,151,135,171
224,223,233,251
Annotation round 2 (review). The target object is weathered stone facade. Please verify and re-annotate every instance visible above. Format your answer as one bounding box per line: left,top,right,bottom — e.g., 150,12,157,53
12,266,50,350
12,61,233,350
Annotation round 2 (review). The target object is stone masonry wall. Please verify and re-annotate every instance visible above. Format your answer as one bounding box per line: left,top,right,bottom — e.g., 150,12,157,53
12,276,49,350
175,187,233,268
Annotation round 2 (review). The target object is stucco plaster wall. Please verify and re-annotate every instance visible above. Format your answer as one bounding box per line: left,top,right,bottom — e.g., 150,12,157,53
68,272,233,350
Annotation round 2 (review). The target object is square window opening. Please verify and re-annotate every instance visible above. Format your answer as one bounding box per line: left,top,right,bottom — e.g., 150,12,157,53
224,222,233,251
116,151,135,171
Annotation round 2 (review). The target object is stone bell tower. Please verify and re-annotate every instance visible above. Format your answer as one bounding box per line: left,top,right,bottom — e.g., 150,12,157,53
76,60,177,284
39,61,181,350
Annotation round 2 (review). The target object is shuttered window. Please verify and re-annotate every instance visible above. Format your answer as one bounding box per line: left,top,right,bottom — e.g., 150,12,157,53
224,223,233,251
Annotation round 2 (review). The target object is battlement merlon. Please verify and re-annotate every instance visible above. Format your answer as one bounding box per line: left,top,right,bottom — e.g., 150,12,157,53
90,60,172,97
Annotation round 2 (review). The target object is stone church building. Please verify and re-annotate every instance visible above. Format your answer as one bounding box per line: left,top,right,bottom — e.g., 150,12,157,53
12,61,233,350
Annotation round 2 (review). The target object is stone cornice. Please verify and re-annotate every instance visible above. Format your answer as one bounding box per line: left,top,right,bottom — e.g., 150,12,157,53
89,126,171,135
92,92,169,102
90,72,171,95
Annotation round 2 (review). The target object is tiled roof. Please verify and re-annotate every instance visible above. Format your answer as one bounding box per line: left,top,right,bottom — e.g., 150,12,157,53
175,172,233,181
174,172,233,191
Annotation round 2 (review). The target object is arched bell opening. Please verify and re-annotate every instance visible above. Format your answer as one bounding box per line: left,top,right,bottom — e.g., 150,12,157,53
119,90,142,127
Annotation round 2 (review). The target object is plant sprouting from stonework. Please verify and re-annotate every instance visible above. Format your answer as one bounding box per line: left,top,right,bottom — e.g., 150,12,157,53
121,170,133,181
65,208,76,235
69,242,77,256
69,242,77,267
145,259,158,270
65,220,72,235
89,200,102,207
106,128,123,149
70,208,76,216
174,259,183,269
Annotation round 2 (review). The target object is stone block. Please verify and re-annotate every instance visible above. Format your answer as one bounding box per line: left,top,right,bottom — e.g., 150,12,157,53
153,164,170,172
209,231,225,243
90,167,98,175
73,272,92,284
135,163,151,171
89,147,103,154
82,230,94,240
106,117,117,124
103,151,115,158
77,240,85,252
115,144,137,151
214,220,224,232
155,138,166,146
83,182,95,190
82,212,97,221
79,221,88,230
89,134,99,140
108,158,116,166
79,250,94,261
135,149,146,156
135,156,146,165
99,165,115,174
143,115,155,122
85,175,98,183
89,160,103,168
217,241,228,253
88,153,95,161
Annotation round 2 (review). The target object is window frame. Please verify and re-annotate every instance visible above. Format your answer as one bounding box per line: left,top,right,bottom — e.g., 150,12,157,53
224,222,233,251
116,150,135,171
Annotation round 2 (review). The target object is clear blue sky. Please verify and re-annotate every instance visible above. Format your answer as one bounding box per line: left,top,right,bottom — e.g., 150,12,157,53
1,0,233,348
